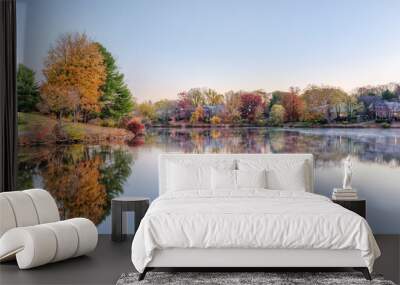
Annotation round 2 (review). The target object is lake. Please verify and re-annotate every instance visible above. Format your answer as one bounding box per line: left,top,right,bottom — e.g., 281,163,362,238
17,127,400,234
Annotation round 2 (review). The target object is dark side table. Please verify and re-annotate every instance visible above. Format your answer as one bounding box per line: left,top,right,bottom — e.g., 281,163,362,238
111,197,150,242
332,199,366,218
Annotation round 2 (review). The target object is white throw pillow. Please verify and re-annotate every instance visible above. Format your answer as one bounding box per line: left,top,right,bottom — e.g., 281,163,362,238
167,162,212,191
236,169,268,189
237,158,308,191
211,168,237,191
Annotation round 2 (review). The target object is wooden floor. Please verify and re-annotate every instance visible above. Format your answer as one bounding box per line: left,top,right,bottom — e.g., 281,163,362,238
0,235,399,285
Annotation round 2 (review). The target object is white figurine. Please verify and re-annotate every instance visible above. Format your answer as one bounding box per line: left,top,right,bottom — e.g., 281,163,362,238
342,155,353,190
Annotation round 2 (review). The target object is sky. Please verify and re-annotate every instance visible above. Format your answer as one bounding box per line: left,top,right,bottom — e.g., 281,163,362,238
17,0,400,102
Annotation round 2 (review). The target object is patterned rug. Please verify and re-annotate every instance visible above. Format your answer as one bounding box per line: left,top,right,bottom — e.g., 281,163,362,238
116,271,396,285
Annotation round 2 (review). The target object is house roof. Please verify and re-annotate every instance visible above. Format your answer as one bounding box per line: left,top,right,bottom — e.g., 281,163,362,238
359,95,383,107
369,101,400,112
385,102,400,112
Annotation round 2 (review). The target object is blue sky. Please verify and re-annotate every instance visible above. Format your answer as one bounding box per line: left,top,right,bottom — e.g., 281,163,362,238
17,0,400,101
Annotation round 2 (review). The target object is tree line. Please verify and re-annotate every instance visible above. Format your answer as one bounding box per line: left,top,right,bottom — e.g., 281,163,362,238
18,32,400,128
135,84,400,126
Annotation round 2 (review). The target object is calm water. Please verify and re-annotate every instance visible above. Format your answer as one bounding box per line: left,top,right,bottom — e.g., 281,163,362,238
17,127,400,234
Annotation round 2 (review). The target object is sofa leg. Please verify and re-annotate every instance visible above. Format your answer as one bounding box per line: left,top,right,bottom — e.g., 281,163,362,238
354,267,371,280
138,268,148,281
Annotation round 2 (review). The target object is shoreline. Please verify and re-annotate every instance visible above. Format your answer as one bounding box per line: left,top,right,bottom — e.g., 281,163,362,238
18,112,399,146
150,122,400,129
18,113,135,146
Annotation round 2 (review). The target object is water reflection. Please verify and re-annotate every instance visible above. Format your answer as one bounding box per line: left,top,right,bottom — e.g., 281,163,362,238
146,127,400,167
17,145,133,224
17,127,400,234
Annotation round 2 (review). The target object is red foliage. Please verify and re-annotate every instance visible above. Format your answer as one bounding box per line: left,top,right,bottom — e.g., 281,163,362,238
35,125,54,142
127,136,145,147
177,91,193,109
239,93,264,122
126,118,144,135
281,91,305,122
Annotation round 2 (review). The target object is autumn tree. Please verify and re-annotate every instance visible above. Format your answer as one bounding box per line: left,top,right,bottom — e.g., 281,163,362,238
17,64,40,112
210,115,221,124
96,43,135,123
239,92,263,123
301,86,347,122
154,99,176,123
269,104,286,126
190,106,205,123
330,90,348,119
222,91,241,123
176,92,194,121
268,91,286,111
281,88,304,122
41,33,105,122
177,91,192,109
187,88,206,107
205,88,224,105
301,88,325,121
39,85,80,121
345,95,363,120
136,101,156,123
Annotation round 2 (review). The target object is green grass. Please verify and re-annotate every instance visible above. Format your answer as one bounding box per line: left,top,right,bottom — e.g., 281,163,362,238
18,112,57,132
63,124,86,141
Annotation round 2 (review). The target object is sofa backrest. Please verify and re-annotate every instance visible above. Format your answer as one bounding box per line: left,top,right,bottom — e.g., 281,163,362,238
0,189,60,237
159,153,314,195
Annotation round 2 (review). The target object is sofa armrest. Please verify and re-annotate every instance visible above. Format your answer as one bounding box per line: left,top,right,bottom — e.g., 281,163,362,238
0,225,57,268
0,218,98,269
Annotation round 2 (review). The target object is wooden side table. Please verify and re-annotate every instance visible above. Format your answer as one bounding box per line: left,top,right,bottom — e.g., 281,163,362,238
332,199,366,218
111,197,150,242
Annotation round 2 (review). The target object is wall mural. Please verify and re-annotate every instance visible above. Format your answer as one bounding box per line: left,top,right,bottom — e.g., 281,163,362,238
16,0,400,234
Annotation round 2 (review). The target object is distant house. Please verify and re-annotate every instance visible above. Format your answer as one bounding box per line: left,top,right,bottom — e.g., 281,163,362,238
386,102,400,119
358,95,383,116
176,106,195,121
369,101,400,120
203,104,225,119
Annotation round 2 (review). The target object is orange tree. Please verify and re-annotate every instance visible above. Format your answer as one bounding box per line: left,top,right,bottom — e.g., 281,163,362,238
41,33,105,122
281,87,304,122
190,106,205,123
301,86,347,122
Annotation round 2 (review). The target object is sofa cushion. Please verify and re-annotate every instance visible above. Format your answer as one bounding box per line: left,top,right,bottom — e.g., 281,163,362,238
0,192,39,227
24,189,60,224
0,189,60,239
0,196,17,237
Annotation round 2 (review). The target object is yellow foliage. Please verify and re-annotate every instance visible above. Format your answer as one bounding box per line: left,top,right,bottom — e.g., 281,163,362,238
190,106,205,123
41,33,106,119
43,154,107,224
269,104,286,125
210,115,222,125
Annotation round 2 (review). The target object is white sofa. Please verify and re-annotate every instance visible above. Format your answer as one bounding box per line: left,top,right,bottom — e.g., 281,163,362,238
0,189,98,269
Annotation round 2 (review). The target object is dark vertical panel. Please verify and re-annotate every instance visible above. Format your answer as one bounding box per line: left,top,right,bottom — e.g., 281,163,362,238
0,0,17,192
